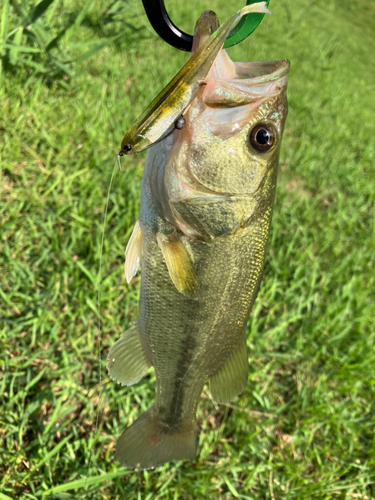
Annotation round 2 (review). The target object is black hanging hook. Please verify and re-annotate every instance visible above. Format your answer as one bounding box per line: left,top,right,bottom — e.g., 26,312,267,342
141,0,271,52
141,0,193,52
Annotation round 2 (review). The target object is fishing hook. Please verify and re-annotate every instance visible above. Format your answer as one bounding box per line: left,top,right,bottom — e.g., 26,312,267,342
141,0,270,51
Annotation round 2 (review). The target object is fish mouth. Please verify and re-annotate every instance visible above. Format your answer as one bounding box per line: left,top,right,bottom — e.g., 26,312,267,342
203,59,290,108
234,59,290,84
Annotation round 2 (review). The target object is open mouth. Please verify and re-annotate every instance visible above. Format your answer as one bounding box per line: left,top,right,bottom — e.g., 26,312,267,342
234,59,290,83
203,59,290,108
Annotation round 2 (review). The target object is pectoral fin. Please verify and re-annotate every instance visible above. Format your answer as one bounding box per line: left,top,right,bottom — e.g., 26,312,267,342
156,232,198,299
209,340,249,404
170,200,214,242
107,324,151,386
125,219,143,284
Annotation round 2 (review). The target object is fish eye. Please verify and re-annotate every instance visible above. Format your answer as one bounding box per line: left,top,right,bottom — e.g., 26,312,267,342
249,123,277,153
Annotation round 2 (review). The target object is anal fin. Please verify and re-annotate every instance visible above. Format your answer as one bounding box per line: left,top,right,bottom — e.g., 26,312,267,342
156,232,198,299
209,340,249,404
125,219,143,284
106,324,151,386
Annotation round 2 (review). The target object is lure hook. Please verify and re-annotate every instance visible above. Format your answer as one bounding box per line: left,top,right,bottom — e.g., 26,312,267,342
141,0,270,51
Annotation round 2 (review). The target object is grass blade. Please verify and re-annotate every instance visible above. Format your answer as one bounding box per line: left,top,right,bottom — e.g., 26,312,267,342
41,471,129,495
21,0,56,28
0,493,13,500
9,28,24,65
4,43,41,54
33,435,72,470
0,0,9,82
73,35,122,65
0,0,9,56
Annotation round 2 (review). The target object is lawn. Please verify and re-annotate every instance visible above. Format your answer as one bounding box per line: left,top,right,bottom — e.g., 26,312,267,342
0,0,374,498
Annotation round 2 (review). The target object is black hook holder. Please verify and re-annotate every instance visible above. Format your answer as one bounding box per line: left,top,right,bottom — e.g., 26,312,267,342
141,0,193,52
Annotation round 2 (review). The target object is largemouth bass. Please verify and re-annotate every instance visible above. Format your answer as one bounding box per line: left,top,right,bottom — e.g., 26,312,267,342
119,3,271,155
107,11,289,470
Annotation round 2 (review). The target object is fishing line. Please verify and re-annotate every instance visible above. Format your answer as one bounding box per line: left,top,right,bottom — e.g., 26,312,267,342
83,157,119,494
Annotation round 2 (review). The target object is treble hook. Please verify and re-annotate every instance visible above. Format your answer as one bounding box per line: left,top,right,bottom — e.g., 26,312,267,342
141,0,270,52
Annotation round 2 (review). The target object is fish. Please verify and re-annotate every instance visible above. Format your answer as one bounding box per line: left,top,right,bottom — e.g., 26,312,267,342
119,2,271,155
107,11,289,470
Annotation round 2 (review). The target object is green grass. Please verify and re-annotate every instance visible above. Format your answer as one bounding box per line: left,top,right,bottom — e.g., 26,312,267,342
1,0,374,498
